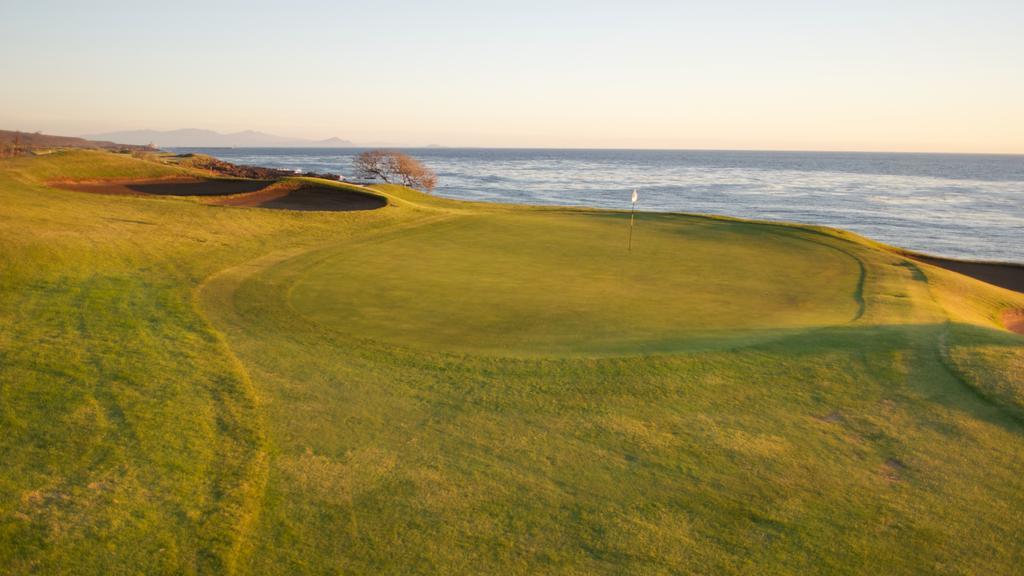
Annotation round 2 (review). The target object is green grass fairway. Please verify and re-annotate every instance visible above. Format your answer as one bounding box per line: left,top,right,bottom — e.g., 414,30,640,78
2,150,1024,575
288,212,861,355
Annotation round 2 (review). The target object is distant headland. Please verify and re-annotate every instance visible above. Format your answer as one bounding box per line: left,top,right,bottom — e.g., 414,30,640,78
82,128,354,148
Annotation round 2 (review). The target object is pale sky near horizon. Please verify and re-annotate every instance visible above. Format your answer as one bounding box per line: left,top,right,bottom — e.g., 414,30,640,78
1,0,1022,153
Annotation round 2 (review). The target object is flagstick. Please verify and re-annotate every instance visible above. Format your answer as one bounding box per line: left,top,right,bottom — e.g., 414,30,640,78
628,203,636,251
628,190,637,251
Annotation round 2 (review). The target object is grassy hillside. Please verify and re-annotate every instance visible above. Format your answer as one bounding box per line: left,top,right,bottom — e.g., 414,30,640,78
1,150,1022,574
0,130,152,154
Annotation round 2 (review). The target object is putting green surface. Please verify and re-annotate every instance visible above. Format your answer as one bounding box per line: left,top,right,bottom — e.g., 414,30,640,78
288,213,861,355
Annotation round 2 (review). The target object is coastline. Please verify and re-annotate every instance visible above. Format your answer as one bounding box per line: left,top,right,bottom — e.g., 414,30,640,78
183,146,1024,266
59,145,1024,293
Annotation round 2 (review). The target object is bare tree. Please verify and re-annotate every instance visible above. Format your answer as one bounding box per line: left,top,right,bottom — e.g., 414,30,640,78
353,150,437,191
394,153,438,191
353,150,397,183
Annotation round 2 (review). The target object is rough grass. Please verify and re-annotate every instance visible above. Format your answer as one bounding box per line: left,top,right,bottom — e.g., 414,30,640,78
1,150,1023,574
2,149,196,181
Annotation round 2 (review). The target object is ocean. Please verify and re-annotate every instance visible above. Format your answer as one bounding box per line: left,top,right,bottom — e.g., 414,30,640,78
173,147,1024,264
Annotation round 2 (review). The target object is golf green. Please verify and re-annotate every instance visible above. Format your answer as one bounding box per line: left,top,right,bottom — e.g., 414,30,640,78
287,212,862,355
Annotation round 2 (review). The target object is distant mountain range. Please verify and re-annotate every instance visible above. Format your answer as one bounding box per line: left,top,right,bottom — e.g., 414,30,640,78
82,128,354,148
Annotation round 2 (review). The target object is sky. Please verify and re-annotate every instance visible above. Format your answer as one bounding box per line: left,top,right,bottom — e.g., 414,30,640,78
1,0,1023,153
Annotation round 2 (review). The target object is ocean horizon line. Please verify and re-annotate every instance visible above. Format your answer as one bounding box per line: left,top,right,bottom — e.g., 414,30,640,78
166,145,1024,157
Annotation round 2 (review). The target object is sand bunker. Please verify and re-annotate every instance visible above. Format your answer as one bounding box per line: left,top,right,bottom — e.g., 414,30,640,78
53,178,386,212
1003,309,1024,335
53,178,275,197
916,256,1024,294
209,184,387,212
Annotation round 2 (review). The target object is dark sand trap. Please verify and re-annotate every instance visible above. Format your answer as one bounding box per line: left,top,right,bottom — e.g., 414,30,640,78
53,178,385,212
54,178,274,196
916,256,1024,294
212,185,387,212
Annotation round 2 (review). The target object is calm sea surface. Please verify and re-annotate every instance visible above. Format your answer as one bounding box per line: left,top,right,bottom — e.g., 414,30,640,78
174,148,1024,263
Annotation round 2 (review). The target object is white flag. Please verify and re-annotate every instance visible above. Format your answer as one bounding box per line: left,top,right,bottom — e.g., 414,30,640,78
631,189,638,203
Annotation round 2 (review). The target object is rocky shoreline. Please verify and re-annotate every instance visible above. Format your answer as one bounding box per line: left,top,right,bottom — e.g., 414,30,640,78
174,153,343,181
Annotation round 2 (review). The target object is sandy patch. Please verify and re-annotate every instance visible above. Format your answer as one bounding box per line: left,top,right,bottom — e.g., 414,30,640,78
51,178,385,212
52,178,274,197
1002,309,1024,335
209,183,387,212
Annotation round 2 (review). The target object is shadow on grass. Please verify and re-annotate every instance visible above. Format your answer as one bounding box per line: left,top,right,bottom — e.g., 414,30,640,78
756,321,1024,434
350,317,1024,436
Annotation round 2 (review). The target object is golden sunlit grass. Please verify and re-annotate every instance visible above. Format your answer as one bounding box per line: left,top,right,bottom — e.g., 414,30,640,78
1,150,1022,574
